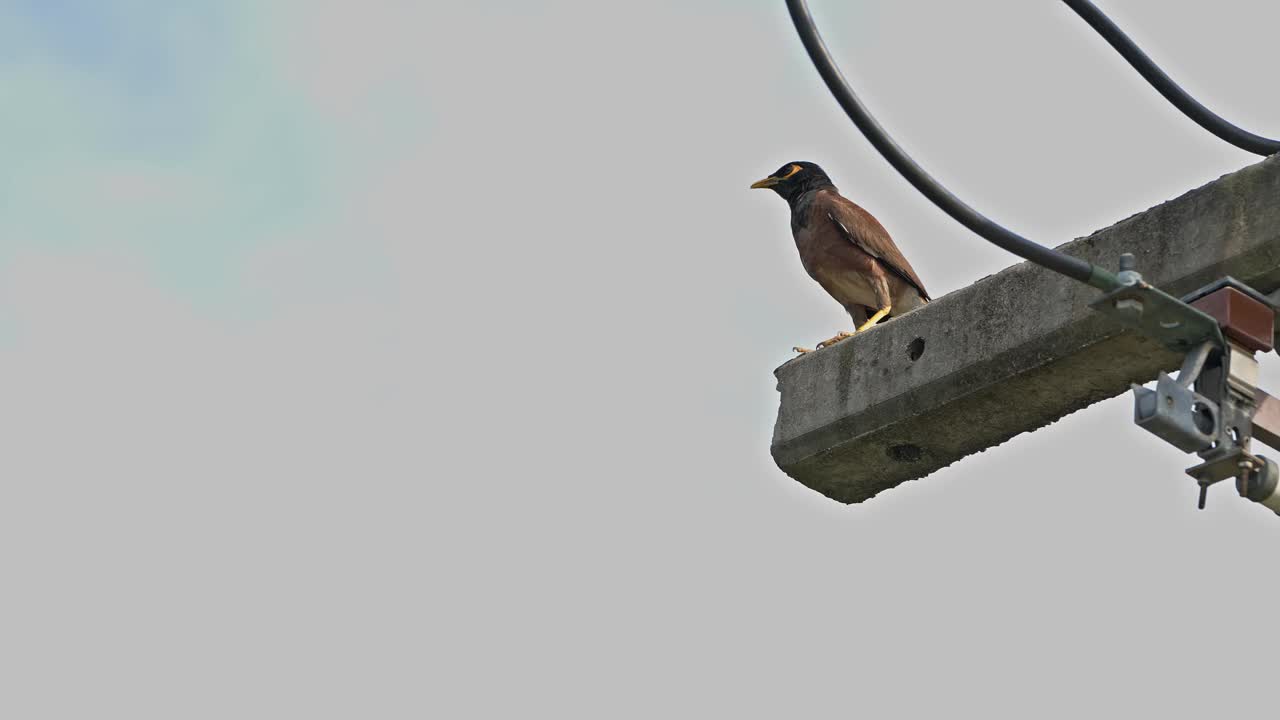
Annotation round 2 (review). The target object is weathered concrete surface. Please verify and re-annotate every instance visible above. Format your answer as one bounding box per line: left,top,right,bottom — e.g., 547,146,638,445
773,154,1280,504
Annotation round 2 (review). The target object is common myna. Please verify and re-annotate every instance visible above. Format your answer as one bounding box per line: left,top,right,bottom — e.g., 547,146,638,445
752,161,929,353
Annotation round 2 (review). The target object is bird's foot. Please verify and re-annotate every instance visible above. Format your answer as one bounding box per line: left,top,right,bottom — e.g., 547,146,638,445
792,346,814,355
856,307,892,333
816,331,855,349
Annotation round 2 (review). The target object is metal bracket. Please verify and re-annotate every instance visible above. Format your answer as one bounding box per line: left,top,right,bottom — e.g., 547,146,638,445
1186,449,1260,510
1131,372,1217,453
1097,256,1280,512
1090,281,1225,353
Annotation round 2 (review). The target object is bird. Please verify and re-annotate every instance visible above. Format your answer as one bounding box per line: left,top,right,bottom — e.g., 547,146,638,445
751,161,929,353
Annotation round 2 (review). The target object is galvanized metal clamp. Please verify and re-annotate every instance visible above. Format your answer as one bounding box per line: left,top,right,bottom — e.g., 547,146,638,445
1092,256,1280,514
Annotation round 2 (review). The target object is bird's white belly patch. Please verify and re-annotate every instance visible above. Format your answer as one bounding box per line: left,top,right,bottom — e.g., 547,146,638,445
825,271,876,306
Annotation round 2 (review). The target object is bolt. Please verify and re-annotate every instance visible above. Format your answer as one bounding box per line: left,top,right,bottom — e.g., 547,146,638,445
1116,254,1143,286
1115,298,1143,318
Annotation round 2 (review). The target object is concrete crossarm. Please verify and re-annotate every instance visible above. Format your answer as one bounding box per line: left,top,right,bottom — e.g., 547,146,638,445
772,154,1280,504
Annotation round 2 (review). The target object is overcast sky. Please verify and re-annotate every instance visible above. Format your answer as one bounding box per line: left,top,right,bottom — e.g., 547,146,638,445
3,1,1280,717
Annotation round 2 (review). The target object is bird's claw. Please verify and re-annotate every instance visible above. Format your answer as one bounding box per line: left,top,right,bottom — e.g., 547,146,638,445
816,331,855,349
792,346,813,355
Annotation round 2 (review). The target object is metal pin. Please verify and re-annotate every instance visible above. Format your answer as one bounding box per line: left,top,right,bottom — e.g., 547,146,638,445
1198,484,1208,510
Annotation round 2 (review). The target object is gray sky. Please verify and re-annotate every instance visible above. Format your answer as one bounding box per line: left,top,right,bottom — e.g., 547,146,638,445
4,1,1280,717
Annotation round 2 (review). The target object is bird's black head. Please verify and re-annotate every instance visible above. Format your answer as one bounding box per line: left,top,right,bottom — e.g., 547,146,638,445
750,161,834,203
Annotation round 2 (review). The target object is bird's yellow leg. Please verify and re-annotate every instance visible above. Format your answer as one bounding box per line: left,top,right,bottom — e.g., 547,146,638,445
792,346,814,355
856,306,891,333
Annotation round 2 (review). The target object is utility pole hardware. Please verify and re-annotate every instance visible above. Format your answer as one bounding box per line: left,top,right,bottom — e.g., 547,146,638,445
1113,269,1280,513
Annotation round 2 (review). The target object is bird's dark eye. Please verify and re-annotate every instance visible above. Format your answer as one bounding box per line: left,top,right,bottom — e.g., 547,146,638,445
776,164,804,180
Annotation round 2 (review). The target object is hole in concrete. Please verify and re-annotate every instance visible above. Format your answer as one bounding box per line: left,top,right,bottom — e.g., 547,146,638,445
887,444,923,462
907,337,925,361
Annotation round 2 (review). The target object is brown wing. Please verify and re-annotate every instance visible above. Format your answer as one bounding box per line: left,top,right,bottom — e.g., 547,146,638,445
818,189,930,301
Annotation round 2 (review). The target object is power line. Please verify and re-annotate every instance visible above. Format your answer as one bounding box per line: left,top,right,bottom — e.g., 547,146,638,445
784,0,1121,291
1063,0,1280,157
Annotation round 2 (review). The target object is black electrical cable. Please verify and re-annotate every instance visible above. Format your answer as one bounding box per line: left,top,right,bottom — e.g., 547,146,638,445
785,0,1120,291
1063,0,1280,157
